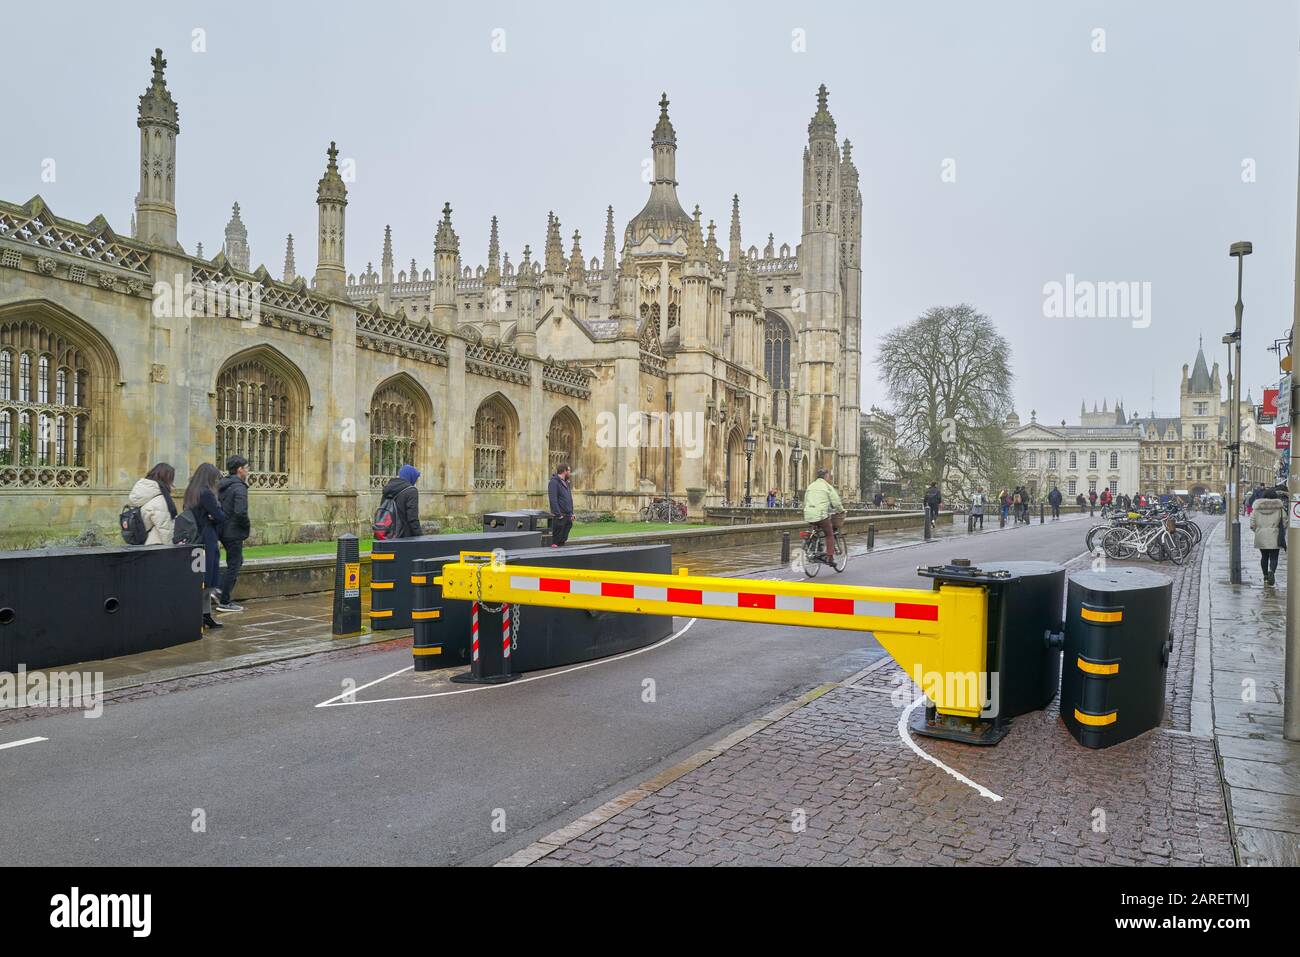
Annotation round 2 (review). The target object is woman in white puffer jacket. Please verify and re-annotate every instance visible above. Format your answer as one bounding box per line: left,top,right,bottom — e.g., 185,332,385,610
128,462,178,545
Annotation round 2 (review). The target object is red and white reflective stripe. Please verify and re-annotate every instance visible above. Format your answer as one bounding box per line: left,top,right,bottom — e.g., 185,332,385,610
471,602,479,663
507,575,939,621
502,604,511,661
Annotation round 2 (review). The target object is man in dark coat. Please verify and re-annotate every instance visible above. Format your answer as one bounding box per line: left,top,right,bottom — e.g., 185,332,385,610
549,464,575,546
1047,485,1062,521
923,482,942,523
381,464,423,538
216,455,251,612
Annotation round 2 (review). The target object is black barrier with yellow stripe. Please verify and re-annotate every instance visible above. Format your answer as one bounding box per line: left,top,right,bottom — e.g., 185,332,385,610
1060,567,1172,749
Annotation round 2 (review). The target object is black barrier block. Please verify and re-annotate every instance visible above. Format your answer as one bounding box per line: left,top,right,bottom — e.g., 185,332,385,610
415,544,674,672
0,544,203,672
1061,567,1172,749
482,512,531,532
369,531,541,630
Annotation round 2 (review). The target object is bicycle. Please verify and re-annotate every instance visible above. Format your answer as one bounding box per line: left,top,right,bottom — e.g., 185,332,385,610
799,520,848,577
1100,516,1194,565
639,497,688,523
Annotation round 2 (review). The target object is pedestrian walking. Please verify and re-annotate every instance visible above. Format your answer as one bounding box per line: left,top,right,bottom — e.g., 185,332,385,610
1089,488,1098,509
215,455,251,613
923,481,942,523
1048,485,1062,521
182,463,227,629
126,462,178,545
375,464,423,540
549,463,575,546
766,488,777,508
971,486,985,529
1250,488,1285,585
872,491,884,508
999,489,1011,524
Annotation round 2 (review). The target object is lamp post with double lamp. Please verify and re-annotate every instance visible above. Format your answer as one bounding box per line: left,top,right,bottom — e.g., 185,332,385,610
1226,241,1252,585
743,430,757,507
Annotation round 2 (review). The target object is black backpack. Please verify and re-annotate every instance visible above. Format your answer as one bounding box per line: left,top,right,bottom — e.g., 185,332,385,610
172,507,201,545
372,497,399,540
119,504,149,545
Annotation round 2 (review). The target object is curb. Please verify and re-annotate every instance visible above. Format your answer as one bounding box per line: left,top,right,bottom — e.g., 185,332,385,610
494,655,894,867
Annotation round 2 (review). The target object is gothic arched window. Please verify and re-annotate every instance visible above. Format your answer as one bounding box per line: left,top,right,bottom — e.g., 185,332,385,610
370,382,421,487
548,408,581,477
473,396,514,490
216,357,294,488
0,315,98,486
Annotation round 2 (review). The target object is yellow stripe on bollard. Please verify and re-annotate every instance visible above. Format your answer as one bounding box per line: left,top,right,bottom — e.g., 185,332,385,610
1073,708,1118,726
1081,606,1122,623
1077,657,1119,675
411,646,442,656
412,609,441,620
369,610,393,619
411,575,428,585
371,552,395,561
370,581,394,590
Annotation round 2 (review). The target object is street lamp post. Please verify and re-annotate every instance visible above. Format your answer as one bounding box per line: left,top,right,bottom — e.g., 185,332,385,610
1227,241,1252,585
791,441,803,507
743,430,757,507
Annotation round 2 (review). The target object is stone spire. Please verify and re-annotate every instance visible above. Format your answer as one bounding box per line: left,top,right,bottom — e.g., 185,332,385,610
195,242,204,259
705,219,720,263
687,206,706,263
282,234,295,283
544,212,566,275
379,224,394,309
431,201,459,332
603,206,617,270
381,225,393,274
808,83,836,138
517,245,536,287
568,230,586,284
484,215,501,286
223,202,249,271
314,141,348,294
628,94,692,241
764,233,775,259
728,194,742,264
135,48,180,247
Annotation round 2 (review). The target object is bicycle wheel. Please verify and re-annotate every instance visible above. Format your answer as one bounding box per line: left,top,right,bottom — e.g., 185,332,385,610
1164,529,1193,565
1101,526,1136,560
831,531,849,573
1180,520,1202,545
802,533,822,578
639,505,652,522
1085,524,1110,552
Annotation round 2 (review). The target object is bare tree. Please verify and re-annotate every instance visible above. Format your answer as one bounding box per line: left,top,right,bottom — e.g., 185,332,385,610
876,304,1014,499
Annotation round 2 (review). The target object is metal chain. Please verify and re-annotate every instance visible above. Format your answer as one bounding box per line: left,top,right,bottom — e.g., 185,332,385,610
474,560,505,614
511,603,520,650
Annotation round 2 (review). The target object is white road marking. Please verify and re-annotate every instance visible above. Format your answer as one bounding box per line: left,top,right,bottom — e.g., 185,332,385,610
897,696,1003,803
0,736,48,751
315,618,698,708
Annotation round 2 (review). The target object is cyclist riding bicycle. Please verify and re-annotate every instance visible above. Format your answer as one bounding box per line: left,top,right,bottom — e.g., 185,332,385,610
803,468,845,562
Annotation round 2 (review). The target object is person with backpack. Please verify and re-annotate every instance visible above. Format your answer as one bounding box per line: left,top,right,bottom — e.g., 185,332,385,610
182,463,227,629
123,462,177,545
216,455,251,613
1048,485,1062,521
549,463,575,546
376,465,422,540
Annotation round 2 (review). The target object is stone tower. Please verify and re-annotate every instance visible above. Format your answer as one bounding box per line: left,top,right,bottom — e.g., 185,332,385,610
314,142,347,295
223,202,249,271
431,202,458,332
800,84,842,475
837,137,863,491
135,48,179,247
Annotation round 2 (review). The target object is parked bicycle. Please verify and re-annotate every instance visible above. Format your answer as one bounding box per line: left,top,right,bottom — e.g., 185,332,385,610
1085,502,1200,564
639,497,688,523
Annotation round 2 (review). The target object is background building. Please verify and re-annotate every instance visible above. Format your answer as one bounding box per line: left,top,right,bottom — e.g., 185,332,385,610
1004,407,1142,499
0,53,864,544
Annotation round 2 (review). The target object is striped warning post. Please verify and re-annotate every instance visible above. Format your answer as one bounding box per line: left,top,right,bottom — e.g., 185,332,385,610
471,602,480,665
502,604,511,662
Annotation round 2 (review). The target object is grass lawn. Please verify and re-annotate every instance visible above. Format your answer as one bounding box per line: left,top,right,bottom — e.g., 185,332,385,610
241,520,698,560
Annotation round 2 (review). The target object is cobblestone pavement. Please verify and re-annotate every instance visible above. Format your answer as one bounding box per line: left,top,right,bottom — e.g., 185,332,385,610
514,520,1236,866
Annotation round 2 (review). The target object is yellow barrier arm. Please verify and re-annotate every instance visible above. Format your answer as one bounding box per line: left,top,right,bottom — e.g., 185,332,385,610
436,554,990,718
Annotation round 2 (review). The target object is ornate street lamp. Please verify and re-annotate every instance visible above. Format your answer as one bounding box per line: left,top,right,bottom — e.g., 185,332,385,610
791,441,803,505
743,430,757,506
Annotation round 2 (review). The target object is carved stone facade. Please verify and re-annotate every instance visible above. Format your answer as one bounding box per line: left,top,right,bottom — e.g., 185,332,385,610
0,52,864,544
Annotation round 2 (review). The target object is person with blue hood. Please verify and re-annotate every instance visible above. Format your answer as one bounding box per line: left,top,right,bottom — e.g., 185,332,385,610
380,464,423,539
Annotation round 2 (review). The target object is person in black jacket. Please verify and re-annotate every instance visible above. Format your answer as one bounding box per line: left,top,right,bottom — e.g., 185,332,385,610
380,464,423,538
1048,485,1062,521
923,482,942,523
183,462,227,629
549,464,575,546
216,455,251,613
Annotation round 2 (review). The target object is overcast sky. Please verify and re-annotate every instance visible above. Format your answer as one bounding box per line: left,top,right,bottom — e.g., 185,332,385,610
4,0,1297,426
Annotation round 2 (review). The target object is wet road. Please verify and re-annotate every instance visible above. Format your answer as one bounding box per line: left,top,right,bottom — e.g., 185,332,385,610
0,515,1095,866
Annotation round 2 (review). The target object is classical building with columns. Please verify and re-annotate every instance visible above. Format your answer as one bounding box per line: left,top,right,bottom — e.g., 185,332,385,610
0,50,864,545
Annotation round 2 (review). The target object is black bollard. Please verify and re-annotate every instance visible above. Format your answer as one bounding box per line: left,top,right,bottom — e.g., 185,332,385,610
867,523,876,550
410,558,443,671
1090,503,1095,518
780,530,790,564
1039,503,1045,524
332,534,363,636
924,508,933,541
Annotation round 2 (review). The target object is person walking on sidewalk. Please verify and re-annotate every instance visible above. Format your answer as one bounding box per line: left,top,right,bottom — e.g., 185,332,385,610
1250,488,1285,585
215,455,251,613
183,463,227,630
128,462,178,545
999,489,1011,524
549,463,575,546
923,481,942,523
379,465,423,539
971,487,985,529
1048,485,1062,521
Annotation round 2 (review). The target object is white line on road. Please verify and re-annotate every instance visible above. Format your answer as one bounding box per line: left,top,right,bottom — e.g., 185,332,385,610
314,618,698,709
897,697,1003,803
0,736,48,751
